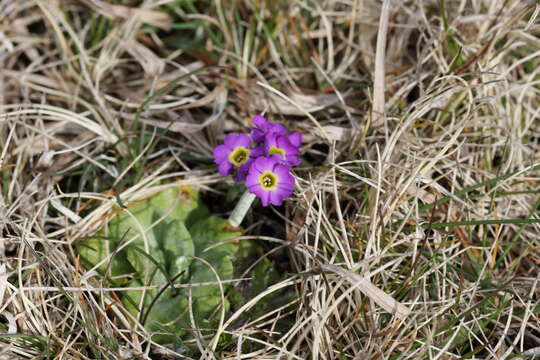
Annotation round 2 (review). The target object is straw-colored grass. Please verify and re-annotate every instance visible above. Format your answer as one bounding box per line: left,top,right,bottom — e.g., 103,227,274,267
1,0,539,359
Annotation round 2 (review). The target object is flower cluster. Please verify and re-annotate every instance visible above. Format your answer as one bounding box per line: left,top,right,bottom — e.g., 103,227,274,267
213,115,301,206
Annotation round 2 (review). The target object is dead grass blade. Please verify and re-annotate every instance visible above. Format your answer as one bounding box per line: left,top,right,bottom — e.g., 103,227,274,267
80,0,172,30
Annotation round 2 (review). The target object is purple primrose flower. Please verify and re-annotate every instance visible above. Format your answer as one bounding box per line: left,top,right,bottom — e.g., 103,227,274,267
264,133,301,166
214,115,301,206
213,133,261,181
250,114,287,142
245,156,295,207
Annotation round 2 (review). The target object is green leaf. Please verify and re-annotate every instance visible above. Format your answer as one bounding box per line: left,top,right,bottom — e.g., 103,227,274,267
151,215,194,277
150,186,201,223
186,252,234,299
189,216,241,257
145,295,190,343
77,236,135,281
75,186,252,345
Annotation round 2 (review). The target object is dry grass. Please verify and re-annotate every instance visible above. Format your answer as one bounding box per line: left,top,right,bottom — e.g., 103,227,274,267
1,0,539,359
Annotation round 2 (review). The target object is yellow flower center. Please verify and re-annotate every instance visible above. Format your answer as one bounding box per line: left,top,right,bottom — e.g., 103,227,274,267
228,147,250,166
258,171,278,190
269,146,286,159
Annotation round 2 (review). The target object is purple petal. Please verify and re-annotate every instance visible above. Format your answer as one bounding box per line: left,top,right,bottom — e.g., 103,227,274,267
276,180,294,193
218,161,233,176
248,184,270,207
276,136,299,155
251,146,264,158
234,160,252,182
272,186,293,204
234,173,245,182
251,156,276,174
270,123,288,136
264,133,279,148
259,190,271,206
286,155,301,166
274,164,295,188
250,115,269,142
268,154,282,165
251,115,288,143
250,157,265,174
274,163,292,180
223,133,239,148
213,144,230,164
252,114,268,128
245,167,260,188
269,192,284,206
250,129,264,142
288,132,302,147
224,133,251,148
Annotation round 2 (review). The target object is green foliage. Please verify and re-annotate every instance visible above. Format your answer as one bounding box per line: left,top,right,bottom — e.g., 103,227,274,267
77,186,243,344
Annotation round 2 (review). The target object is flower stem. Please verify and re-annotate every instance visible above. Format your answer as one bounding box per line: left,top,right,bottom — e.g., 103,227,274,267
228,190,256,227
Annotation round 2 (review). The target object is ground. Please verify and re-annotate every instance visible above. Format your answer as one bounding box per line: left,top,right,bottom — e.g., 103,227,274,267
0,0,539,359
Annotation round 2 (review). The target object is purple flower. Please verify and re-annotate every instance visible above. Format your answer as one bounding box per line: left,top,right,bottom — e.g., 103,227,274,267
264,133,301,166
250,114,287,142
213,133,261,181
245,156,295,206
